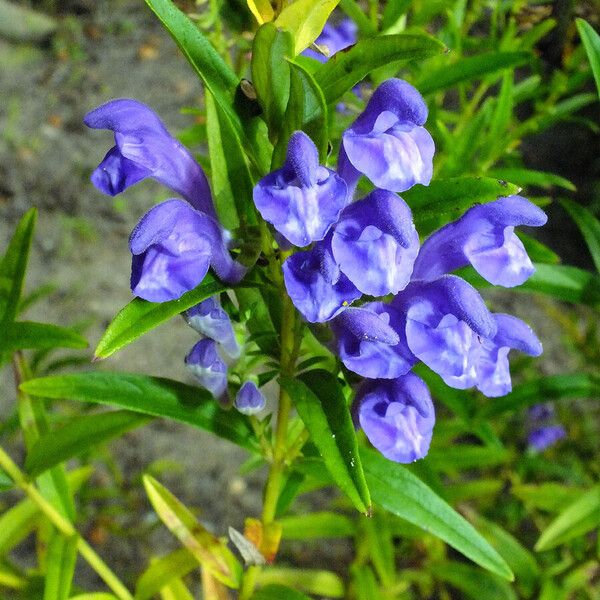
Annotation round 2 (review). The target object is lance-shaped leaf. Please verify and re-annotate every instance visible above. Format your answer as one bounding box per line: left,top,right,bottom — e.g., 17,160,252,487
0,207,37,323
560,198,600,273
206,91,257,230
487,168,575,192
20,373,258,452
1,321,87,353
478,373,600,418
275,0,340,55
25,410,151,477
361,448,513,580
135,548,197,600
256,567,344,598
94,274,227,359
43,532,78,600
576,18,600,99
417,51,530,94
252,24,293,135
143,475,242,588
314,33,446,104
251,584,312,600
281,370,371,514
279,512,356,539
435,561,517,600
247,0,274,24
535,485,600,551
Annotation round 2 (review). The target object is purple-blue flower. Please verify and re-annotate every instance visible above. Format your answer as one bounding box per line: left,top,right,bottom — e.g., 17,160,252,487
253,132,347,247
129,199,244,302
331,189,419,296
332,303,415,379
282,234,361,323
184,296,240,359
302,18,357,63
412,195,548,287
185,339,228,399
85,99,216,218
338,79,435,194
393,275,496,389
235,381,266,416
86,99,246,302
476,313,542,397
354,373,435,463
528,425,566,451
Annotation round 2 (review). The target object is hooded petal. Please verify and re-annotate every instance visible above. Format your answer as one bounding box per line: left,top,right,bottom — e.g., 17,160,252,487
282,234,361,323
302,18,357,62
393,276,496,389
339,79,434,193
331,189,419,296
354,374,435,463
254,132,348,247
332,303,416,378
185,339,228,398
235,381,266,416
85,99,216,217
129,199,244,302
184,296,240,359
412,195,548,286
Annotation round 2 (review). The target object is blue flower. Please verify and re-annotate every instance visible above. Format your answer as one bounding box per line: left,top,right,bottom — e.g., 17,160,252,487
129,199,244,302
476,313,542,397
331,189,419,296
87,99,245,302
412,195,548,287
338,79,435,194
393,275,496,389
282,233,361,323
235,381,266,416
184,339,228,399
253,131,348,247
332,303,415,379
528,425,566,451
184,296,240,359
302,18,357,63
354,373,435,463
85,98,216,218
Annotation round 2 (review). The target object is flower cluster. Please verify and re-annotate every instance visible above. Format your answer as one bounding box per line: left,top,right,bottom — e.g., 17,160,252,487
254,78,546,463
85,100,263,415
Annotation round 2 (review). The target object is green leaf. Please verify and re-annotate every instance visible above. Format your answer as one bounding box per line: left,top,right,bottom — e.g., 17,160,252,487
274,61,328,164
478,373,600,418
206,92,256,230
417,52,530,94
361,448,513,580
313,34,446,105
338,0,376,36
1,321,87,353
576,19,600,100
560,198,600,273
70,595,119,600
486,70,513,158
381,0,412,32
43,532,77,600
487,168,576,191
25,410,151,477
517,232,560,265
470,513,540,597
281,370,371,513
256,568,344,598
279,511,356,539
251,584,312,600
461,264,600,306
20,373,258,452
535,485,600,551
435,561,517,600
426,445,511,472
512,483,585,513
252,24,293,133
94,274,227,359
143,475,241,588
274,0,340,55
404,177,520,231
135,549,197,600
143,0,238,113
0,208,37,323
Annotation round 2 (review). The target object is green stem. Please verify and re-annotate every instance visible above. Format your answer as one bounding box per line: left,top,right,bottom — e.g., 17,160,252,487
0,446,133,600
